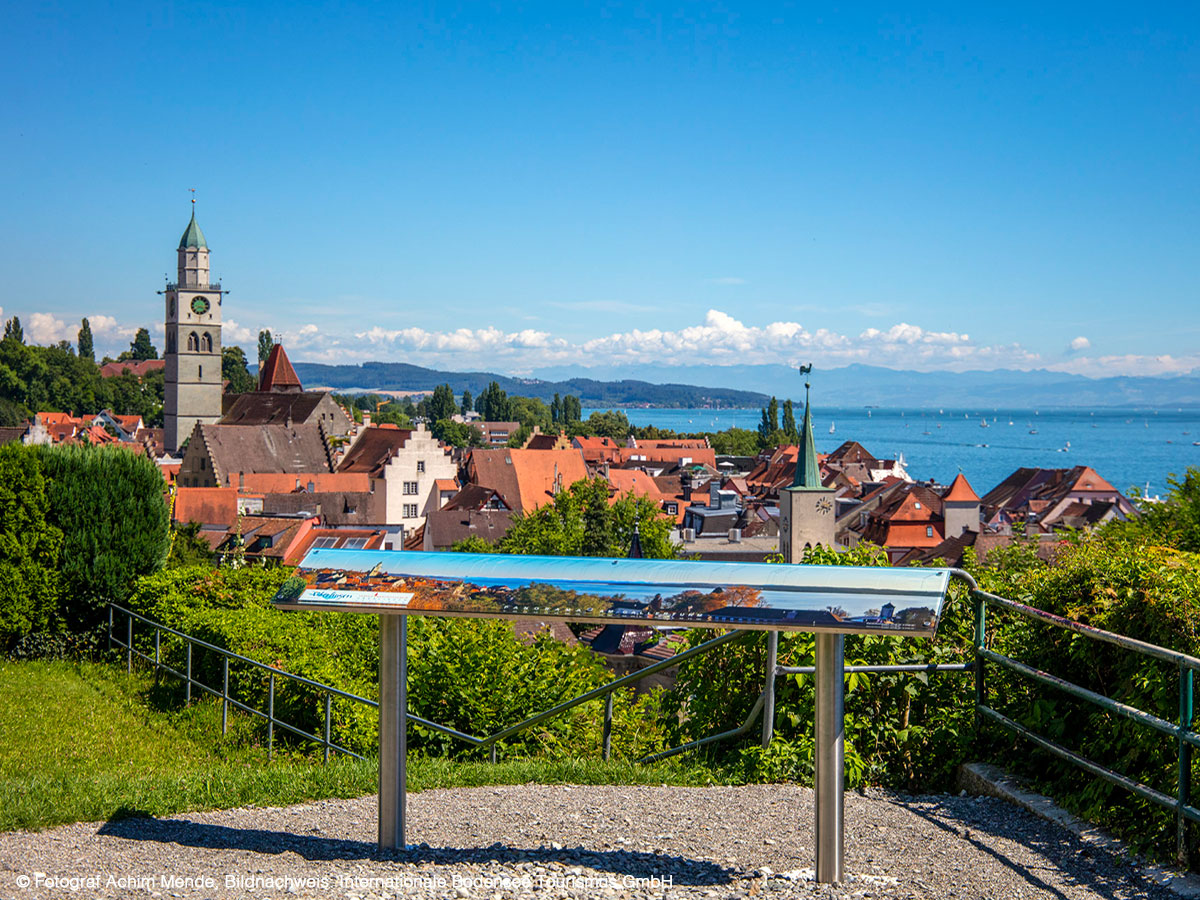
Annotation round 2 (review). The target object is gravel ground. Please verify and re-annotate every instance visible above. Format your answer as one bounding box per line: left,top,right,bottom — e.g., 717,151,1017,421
0,784,1174,899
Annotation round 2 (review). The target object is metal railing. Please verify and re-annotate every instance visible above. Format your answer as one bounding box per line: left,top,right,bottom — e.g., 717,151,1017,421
963,570,1200,866
112,568,1197,864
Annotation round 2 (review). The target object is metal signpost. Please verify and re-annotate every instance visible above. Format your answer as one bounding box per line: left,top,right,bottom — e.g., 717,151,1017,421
273,549,953,883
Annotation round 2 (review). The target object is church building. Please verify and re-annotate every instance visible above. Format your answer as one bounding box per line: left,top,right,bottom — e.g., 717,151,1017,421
163,210,224,453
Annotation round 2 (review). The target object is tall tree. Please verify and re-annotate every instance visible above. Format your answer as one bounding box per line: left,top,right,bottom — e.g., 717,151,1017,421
562,394,582,423
257,329,275,366
3,317,23,344
221,346,257,394
77,318,94,362
476,381,511,421
127,328,158,360
460,389,473,416
428,383,457,423
782,399,798,441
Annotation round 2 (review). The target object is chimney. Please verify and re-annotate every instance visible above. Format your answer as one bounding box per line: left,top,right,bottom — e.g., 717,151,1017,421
307,481,315,493
681,470,692,502
238,471,244,490
362,412,372,428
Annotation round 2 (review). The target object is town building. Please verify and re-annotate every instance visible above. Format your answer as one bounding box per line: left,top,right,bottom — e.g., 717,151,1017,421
779,377,837,560
163,209,224,454
220,345,353,436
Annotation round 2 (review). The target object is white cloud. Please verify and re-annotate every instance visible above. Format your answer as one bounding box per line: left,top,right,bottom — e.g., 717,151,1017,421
28,312,71,344
1048,354,1200,378
222,319,257,344
1069,336,1090,351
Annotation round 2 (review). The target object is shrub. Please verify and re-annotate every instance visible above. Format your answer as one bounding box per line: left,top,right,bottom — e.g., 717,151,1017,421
0,445,62,646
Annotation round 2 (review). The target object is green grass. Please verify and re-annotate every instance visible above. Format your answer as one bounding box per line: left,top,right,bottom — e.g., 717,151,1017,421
0,659,717,832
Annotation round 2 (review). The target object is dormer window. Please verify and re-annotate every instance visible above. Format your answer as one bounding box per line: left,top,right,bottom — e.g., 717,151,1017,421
914,501,921,509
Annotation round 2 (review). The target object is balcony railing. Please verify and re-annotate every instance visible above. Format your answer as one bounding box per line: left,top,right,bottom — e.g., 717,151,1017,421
165,282,223,292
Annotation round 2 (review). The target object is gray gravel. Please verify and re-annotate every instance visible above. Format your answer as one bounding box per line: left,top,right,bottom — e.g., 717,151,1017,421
0,784,1172,899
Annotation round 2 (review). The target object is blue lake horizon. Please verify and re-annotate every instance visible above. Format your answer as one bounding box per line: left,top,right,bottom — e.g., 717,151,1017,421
583,406,1200,499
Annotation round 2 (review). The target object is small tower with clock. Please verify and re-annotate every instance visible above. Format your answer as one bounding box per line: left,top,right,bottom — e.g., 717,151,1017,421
779,366,837,561
163,208,224,454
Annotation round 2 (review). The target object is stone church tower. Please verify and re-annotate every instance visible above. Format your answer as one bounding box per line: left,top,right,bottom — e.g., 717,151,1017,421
163,210,224,454
779,369,837,562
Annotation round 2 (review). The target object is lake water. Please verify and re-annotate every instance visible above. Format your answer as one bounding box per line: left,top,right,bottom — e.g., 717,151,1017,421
583,407,1200,498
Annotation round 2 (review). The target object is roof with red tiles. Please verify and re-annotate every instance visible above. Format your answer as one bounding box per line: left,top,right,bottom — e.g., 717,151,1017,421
257,344,303,392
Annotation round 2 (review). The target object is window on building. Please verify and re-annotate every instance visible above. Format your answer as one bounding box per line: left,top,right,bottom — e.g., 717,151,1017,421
167,333,176,354
198,365,203,378
187,332,199,351
403,481,419,495
311,537,338,549
926,526,934,538
199,458,206,470
402,503,419,519
201,332,213,353
342,537,368,550
416,460,425,473
666,503,678,514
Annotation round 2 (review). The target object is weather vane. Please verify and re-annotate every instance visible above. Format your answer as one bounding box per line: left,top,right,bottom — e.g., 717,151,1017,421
799,363,813,391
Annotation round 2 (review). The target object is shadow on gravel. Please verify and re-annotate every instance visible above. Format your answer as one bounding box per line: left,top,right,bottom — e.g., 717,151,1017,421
898,799,1169,900
95,818,736,887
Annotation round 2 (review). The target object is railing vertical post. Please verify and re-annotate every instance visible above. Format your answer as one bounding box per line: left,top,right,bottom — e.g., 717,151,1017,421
814,632,845,884
762,630,779,749
974,593,987,729
602,692,614,761
154,628,161,681
1179,665,1194,867
185,642,192,704
108,605,113,652
126,614,132,674
324,692,333,764
221,656,229,735
378,614,407,850
268,671,276,761
490,744,497,764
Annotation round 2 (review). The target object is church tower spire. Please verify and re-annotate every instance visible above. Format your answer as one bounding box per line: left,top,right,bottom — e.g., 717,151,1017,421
163,200,224,455
779,364,837,561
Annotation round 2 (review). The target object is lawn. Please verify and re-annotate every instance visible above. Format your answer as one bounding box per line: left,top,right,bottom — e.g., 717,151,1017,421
0,659,716,832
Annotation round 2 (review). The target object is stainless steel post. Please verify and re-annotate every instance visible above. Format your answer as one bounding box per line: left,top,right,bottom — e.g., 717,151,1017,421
762,631,779,748
267,671,275,760
324,692,333,764
379,614,407,851
814,633,844,884
221,657,229,735
186,642,192,704
126,615,132,673
602,692,614,761
154,629,161,681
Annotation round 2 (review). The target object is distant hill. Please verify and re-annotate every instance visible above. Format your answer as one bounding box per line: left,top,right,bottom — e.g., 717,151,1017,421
290,361,769,408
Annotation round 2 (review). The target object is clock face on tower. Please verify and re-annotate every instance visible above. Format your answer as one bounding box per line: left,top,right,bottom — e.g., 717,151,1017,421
190,296,210,316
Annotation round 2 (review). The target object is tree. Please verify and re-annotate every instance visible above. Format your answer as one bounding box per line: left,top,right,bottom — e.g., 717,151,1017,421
782,399,798,442
258,329,275,366
0,445,62,645
221,346,257,394
460,389,473,416
125,328,158,361
36,444,170,629
585,409,630,441
708,427,760,456
3,317,24,344
437,420,484,448
428,383,457,423
486,478,677,559
562,394,582,424
1111,466,1200,553
165,520,216,569
476,381,511,422
77,318,94,362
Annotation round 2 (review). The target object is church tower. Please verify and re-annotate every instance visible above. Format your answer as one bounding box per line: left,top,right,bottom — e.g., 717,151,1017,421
163,208,224,454
779,367,837,562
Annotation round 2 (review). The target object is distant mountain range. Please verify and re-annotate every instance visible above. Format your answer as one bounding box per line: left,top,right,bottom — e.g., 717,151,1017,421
292,360,1200,409
291,361,768,408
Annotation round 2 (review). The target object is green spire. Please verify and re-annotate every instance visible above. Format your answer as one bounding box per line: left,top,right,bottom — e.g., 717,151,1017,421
178,211,207,250
789,365,823,491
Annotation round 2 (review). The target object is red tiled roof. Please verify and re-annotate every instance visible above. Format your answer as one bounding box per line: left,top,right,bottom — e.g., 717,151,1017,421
258,344,303,392
942,473,980,503
99,359,165,379
238,472,372,493
174,487,239,528
466,448,590,513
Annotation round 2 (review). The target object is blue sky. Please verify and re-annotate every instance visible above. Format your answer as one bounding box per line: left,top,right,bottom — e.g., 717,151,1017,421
2,3,1197,377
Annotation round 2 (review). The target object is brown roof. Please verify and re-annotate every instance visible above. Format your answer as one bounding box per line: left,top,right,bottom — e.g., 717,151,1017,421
196,423,333,484
466,448,590,513
444,483,511,511
221,392,332,427
942,473,980,503
337,426,414,476
0,426,27,445
239,472,371,493
425,507,516,549
284,527,386,566
174,487,239,527
258,344,303,392
99,359,164,379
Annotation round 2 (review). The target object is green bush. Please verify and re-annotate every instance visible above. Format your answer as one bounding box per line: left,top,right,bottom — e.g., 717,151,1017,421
0,445,62,645
36,443,169,629
663,544,976,789
125,566,663,760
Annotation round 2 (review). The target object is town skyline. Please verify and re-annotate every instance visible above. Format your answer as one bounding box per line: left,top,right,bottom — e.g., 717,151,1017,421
3,5,1197,376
